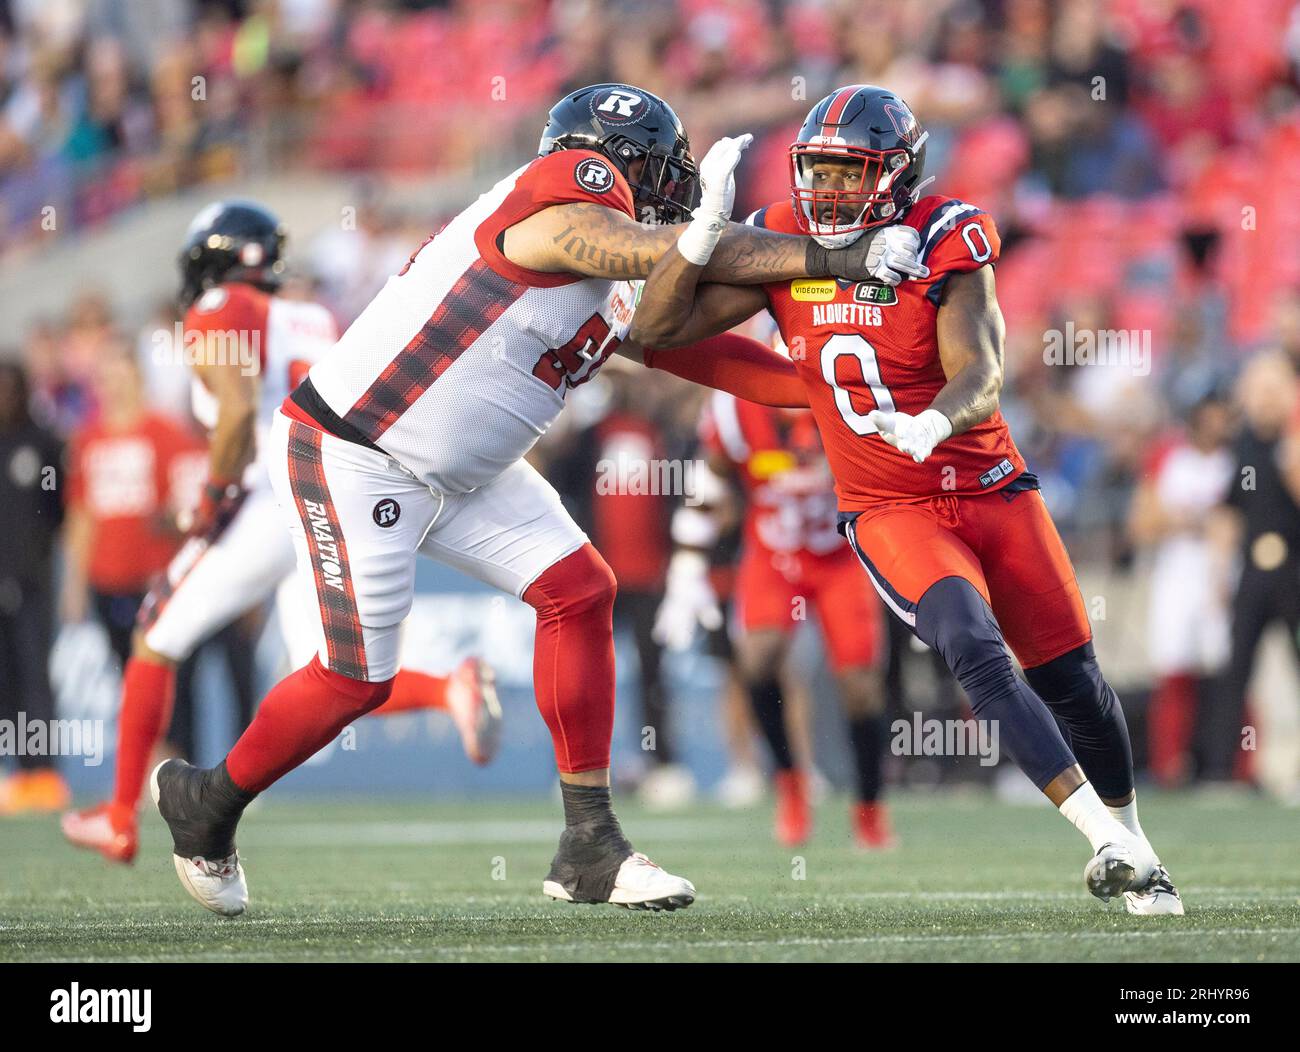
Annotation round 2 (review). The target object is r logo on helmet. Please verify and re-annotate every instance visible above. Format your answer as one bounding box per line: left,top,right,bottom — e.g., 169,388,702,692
590,87,649,125
575,157,615,194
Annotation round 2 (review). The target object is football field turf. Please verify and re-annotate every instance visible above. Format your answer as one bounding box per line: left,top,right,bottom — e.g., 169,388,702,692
2,791,1297,963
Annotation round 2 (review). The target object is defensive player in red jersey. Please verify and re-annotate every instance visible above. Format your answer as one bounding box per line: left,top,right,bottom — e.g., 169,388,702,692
62,202,500,865
659,381,892,848
632,85,1183,914
145,86,925,916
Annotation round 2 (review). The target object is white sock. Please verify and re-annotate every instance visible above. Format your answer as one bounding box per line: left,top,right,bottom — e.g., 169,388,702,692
1107,795,1158,860
1058,781,1133,852
1106,796,1144,839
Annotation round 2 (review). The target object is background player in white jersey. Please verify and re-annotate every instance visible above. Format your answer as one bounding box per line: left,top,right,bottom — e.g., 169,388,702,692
63,202,499,865
1128,392,1235,785
148,84,925,916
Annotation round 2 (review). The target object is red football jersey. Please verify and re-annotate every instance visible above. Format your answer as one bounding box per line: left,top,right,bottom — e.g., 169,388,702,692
750,196,1026,509
700,392,843,559
590,411,671,590
66,412,205,593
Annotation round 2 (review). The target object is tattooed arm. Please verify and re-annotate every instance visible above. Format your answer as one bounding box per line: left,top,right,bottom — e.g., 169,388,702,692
623,212,922,347
501,202,818,284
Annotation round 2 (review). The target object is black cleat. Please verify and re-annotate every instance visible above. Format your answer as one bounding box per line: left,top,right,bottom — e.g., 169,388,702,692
150,759,254,917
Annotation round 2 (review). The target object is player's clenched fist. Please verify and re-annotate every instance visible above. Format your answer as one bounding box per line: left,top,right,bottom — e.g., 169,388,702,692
868,408,953,464
870,226,930,286
807,224,929,286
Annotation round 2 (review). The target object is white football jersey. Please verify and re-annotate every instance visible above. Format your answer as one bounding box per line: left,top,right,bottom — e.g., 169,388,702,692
305,149,639,493
188,284,338,482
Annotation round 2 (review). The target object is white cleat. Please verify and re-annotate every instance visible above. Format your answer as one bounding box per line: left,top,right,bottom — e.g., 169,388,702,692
544,852,696,911
1124,864,1185,915
444,657,503,766
1085,839,1156,903
170,852,248,917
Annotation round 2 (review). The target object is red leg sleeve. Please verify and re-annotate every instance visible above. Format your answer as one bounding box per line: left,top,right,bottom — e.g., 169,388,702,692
522,544,617,773
369,668,448,715
112,656,176,813
226,657,392,793
644,332,808,408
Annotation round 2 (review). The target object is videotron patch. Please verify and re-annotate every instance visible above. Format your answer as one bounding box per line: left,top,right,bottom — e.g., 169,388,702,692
853,283,898,305
790,279,837,302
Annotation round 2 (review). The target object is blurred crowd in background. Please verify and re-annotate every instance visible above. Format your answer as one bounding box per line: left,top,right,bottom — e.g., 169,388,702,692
2,0,1300,805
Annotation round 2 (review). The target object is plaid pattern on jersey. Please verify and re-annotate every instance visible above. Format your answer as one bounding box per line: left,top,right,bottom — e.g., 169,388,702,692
285,421,368,679
342,258,528,442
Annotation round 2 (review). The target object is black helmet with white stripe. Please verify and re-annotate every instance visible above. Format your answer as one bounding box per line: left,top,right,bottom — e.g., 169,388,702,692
789,85,929,248
538,83,700,224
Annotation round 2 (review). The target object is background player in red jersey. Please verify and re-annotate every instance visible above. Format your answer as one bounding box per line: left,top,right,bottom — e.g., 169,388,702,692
62,202,497,865
632,85,1183,915
659,383,892,848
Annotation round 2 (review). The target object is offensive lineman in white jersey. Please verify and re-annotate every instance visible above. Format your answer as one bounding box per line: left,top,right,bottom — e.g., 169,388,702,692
149,85,926,915
63,202,499,865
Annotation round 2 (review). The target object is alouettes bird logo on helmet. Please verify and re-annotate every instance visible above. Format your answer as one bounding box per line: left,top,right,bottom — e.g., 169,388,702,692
883,102,919,146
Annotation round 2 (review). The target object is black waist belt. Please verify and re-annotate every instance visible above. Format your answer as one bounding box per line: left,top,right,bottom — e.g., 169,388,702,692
290,377,387,456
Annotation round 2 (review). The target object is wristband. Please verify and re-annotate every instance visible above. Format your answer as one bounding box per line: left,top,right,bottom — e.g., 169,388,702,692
804,241,831,278
915,409,953,447
676,210,728,266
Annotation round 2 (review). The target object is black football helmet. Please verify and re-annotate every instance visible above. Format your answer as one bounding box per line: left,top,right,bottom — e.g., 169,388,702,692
538,84,699,224
789,85,929,247
177,199,287,309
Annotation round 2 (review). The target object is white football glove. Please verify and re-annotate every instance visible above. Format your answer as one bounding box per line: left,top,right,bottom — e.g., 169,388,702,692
653,550,723,652
868,408,952,464
863,225,929,287
677,133,753,265
698,133,752,217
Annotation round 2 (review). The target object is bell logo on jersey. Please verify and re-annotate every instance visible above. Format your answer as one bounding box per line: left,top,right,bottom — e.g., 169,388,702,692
575,157,616,194
790,279,837,302
748,449,798,479
372,499,401,528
